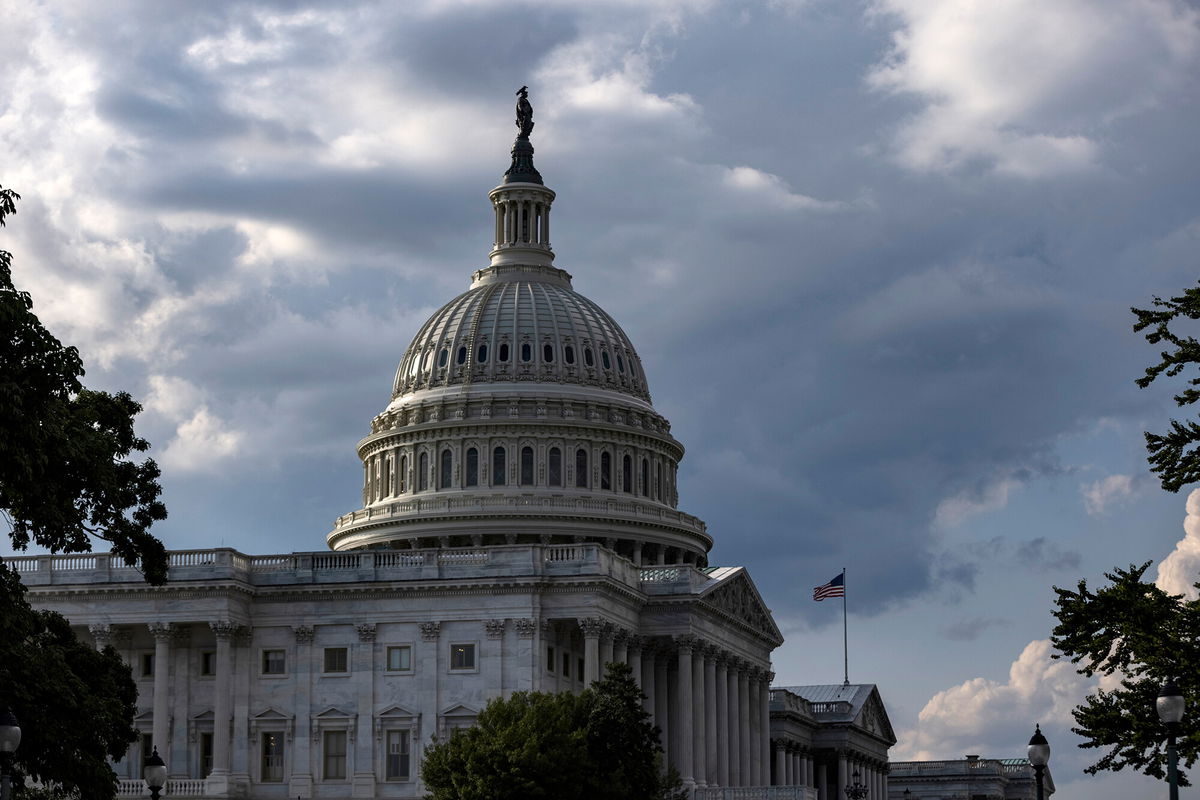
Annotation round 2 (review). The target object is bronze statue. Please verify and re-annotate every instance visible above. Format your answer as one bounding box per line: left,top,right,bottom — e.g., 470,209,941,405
515,86,534,138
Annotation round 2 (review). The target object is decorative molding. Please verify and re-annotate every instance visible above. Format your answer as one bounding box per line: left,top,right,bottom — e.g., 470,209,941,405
484,619,505,639
148,622,173,641
513,618,537,639
292,625,315,643
419,621,441,641
578,617,605,638
89,623,114,644
210,620,238,639
355,623,377,642
674,634,698,653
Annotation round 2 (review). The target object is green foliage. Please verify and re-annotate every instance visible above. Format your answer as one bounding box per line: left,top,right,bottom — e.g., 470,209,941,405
422,663,682,800
1051,562,1200,783
1133,283,1200,492
0,184,167,582
0,562,138,800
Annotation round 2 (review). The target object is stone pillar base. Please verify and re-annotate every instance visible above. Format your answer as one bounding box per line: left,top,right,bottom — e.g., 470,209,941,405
352,772,377,797
289,774,313,797
204,771,230,798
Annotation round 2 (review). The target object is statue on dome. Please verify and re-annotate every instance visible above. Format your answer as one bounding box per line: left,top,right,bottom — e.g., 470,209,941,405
515,86,534,138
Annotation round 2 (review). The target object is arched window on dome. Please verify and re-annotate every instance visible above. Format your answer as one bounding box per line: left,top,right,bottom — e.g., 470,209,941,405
399,455,407,494
584,348,594,367
498,343,510,362
617,354,625,373
418,452,429,491
465,448,479,487
564,346,575,365
622,455,632,493
601,350,611,370
382,457,392,498
438,349,448,368
575,449,589,488
477,344,488,363
456,346,467,365
492,447,507,486
548,447,562,487
641,458,649,497
600,452,612,491
520,447,534,486
521,343,532,362
440,449,453,489
655,462,662,501
543,343,554,363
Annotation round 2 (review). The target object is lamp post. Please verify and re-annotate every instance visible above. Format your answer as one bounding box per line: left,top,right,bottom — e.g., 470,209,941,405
844,768,868,799
0,710,20,800
1027,724,1050,800
902,789,913,799
143,746,167,800
1158,679,1186,800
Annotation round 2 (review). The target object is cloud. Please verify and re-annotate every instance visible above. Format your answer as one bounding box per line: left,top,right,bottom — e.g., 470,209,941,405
1081,474,1137,515
868,0,1200,176
1155,488,1200,600
941,616,1010,642
1014,538,1082,573
934,476,1021,528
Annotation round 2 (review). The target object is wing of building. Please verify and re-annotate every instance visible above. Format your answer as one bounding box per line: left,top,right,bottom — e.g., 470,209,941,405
16,92,895,800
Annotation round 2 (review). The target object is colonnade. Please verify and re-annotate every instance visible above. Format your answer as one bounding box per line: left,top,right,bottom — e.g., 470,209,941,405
769,741,888,800
577,618,772,787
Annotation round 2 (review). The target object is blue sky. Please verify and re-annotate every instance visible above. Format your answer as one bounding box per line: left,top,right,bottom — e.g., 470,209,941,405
3,1,1199,796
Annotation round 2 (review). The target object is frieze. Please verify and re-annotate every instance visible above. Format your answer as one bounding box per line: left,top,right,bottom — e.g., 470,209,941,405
513,618,538,638
293,625,315,643
484,619,506,639
356,623,377,642
419,621,441,641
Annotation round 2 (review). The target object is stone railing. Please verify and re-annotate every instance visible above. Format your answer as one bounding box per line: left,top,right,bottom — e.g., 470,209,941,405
769,689,815,720
809,701,854,715
889,758,1012,776
693,787,817,800
117,778,207,796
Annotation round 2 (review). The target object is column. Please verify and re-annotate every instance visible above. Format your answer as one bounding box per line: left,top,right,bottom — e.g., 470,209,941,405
208,621,236,792
613,630,628,665
674,637,695,785
149,623,172,759
774,744,786,786
737,665,750,784
882,765,889,799
761,671,773,786
837,752,848,799
801,752,811,789
89,623,113,652
654,651,670,759
628,636,643,690
352,624,377,797
748,672,761,784
816,761,827,800
715,654,729,786
600,624,615,671
542,204,550,244
639,640,654,714
691,644,706,786
703,647,717,784
727,660,741,786
289,625,314,798
580,618,603,684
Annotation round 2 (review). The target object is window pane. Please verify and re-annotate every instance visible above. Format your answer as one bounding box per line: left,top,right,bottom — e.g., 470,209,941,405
520,446,534,486
386,646,411,672
548,448,562,487
601,452,611,490
521,342,532,362
465,448,478,487
450,643,476,670
262,650,285,675
641,458,650,497
565,345,575,364
261,732,284,782
323,731,346,780
437,348,448,367
386,730,411,780
477,343,488,363
575,449,588,488
440,449,453,489
323,647,347,673
492,447,506,486
418,452,429,491
499,342,509,362
546,645,555,672
622,455,632,493
456,346,467,365
399,455,407,493
584,348,594,367
200,732,213,777
543,343,554,362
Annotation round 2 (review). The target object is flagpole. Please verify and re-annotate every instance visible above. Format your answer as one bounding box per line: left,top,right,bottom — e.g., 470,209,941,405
842,567,849,686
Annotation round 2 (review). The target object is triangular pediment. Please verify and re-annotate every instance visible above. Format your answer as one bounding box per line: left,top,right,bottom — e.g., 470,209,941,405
252,707,290,721
440,702,478,718
134,710,154,723
315,706,354,719
190,710,213,722
853,687,897,746
699,568,784,645
378,703,419,719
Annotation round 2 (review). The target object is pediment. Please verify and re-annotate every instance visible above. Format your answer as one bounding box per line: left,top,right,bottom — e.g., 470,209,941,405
378,703,419,719
314,706,354,720
252,707,291,722
854,687,897,746
190,710,213,722
134,710,154,723
440,702,478,718
699,569,784,645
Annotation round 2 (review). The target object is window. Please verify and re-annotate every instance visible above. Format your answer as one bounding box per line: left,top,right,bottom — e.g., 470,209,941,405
622,455,632,493
617,354,625,373
465,447,479,487
565,345,575,364
641,458,650,497
521,342,532,362
141,653,155,677
385,730,411,780
601,452,612,490
548,447,562,487
492,447,506,486
601,350,611,370
437,348,448,368
323,647,348,674
546,645,556,672
199,732,214,777
450,643,476,671
261,649,285,675
399,455,407,493
577,657,584,679
440,449,452,489
499,342,510,362
584,348,594,367
561,651,571,678
261,732,284,782
520,446,534,486
543,343,554,362
418,452,429,491
575,449,588,488
200,651,216,677
456,346,467,365
386,645,412,672
655,462,662,501
477,343,488,363
323,730,347,780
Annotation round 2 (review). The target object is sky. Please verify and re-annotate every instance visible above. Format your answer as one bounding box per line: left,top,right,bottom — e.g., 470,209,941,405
2,0,1199,797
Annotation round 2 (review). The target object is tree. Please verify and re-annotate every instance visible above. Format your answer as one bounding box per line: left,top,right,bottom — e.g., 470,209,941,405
1133,282,1200,492
1,184,168,798
421,663,683,800
1050,562,1199,784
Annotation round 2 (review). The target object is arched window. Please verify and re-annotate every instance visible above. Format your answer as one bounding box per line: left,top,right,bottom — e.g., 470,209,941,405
601,452,612,491
422,351,432,370
456,346,467,365
477,344,488,363
548,447,562,487
617,354,625,373
641,458,649,497
521,343,532,362
520,446,535,486
601,350,611,370
622,454,632,493
440,449,453,489
418,452,429,491
575,449,589,488
438,349,448,368
399,455,407,493
542,344,553,363
655,462,662,501
584,348,594,367
465,447,479,487
492,447,507,486
565,346,575,364
499,343,510,362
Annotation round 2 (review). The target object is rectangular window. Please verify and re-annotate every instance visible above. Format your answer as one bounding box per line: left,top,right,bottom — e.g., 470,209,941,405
546,645,555,672
141,653,155,677
199,732,214,777
323,730,347,780
261,649,285,675
577,657,584,680
200,651,216,677
449,643,476,671
561,651,571,678
323,647,348,674
385,730,411,780
386,645,412,672
261,732,284,782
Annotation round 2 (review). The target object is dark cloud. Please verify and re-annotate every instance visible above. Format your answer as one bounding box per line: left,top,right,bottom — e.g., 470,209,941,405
941,616,1011,642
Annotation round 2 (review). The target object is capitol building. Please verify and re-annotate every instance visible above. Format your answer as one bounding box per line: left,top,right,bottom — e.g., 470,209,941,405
17,93,895,800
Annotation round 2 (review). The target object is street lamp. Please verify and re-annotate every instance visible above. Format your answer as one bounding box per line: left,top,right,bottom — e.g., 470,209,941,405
0,710,21,800
1027,724,1050,800
1158,679,1186,800
844,768,869,799
143,746,167,800
902,790,913,799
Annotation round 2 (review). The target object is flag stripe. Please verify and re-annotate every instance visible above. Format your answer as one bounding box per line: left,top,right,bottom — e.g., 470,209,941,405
813,572,845,601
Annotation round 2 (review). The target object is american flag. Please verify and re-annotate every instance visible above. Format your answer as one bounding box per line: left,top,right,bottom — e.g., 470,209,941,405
813,572,845,601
